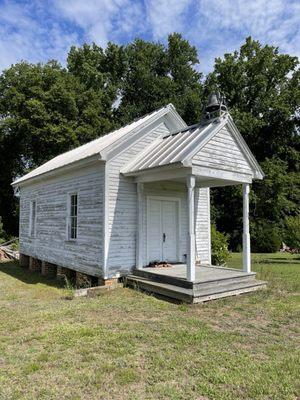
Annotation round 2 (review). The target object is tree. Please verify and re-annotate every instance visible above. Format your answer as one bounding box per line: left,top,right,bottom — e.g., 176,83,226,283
117,33,204,125
207,38,300,250
67,42,125,136
284,215,300,250
0,59,118,234
0,61,77,232
205,37,300,168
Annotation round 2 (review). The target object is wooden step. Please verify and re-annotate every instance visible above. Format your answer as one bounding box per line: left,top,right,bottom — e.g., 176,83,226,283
133,268,257,289
125,275,193,302
125,275,267,303
193,275,256,291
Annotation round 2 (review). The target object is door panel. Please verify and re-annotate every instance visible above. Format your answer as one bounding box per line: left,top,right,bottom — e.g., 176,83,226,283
147,199,162,262
147,198,179,264
162,201,178,261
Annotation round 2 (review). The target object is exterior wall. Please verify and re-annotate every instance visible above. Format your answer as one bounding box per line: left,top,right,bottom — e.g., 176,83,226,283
107,152,211,277
19,162,105,277
106,122,171,277
193,126,253,175
195,187,211,264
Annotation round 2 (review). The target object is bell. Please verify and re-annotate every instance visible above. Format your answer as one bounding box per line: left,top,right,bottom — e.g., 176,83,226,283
204,92,220,113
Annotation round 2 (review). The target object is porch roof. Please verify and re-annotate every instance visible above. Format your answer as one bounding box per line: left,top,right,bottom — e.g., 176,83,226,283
121,114,264,181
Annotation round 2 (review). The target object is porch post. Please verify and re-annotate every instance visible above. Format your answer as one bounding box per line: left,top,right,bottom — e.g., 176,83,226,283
242,183,251,273
136,182,144,269
187,175,196,281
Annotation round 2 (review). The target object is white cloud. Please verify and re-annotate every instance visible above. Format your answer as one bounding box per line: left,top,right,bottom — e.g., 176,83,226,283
193,0,300,73
143,0,299,73
54,0,144,46
0,0,78,71
145,0,192,39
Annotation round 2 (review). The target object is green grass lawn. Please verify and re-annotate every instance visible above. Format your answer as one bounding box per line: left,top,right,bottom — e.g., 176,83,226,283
0,253,299,400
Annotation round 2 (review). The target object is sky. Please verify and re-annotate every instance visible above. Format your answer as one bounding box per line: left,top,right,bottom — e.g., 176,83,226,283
0,0,299,75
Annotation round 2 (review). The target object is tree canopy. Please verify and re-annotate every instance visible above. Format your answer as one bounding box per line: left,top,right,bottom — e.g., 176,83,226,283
0,34,299,251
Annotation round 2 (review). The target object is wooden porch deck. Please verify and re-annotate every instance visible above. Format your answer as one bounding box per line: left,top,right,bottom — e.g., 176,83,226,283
126,264,266,303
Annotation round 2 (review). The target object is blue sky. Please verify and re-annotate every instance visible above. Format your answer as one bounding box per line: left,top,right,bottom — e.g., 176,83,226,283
0,0,299,75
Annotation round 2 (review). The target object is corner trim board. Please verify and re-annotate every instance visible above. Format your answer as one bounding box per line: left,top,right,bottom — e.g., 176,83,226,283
103,162,110,279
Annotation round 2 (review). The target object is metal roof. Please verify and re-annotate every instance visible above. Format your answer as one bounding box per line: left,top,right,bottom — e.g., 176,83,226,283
13,105,176,186
122,118,227,174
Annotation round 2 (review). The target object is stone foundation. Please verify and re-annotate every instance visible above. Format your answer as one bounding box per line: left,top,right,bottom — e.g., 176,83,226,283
29,257,42,273
41,261,57,277
19,257,112,289
19,254,30,268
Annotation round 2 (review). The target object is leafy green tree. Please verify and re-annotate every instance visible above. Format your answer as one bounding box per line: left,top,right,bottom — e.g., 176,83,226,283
284,215,300,250
251,222,282,253
205,37,300,168
0,59,117,234
67,42,125,135
207,38,300,251
118,33,204,125
252,158,299,224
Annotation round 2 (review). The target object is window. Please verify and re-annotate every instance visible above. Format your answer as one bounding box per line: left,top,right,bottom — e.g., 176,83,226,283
68,193,78,240
30,200,37,237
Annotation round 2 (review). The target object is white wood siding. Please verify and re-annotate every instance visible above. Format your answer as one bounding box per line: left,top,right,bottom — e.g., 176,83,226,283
192,126,253,175
19,163,105,276
106,122,171,277
195,187,211,264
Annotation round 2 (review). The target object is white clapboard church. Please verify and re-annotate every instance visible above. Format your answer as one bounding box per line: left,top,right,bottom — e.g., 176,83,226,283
13,94,266,302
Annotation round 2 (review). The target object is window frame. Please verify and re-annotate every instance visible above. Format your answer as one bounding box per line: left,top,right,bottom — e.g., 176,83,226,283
29,200,37,237
67,192,78,241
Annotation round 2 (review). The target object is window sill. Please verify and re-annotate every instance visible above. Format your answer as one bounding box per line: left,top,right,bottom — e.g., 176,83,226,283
65,239,77,243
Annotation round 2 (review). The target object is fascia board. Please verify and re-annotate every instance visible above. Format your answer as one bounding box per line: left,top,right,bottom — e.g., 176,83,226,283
12,155,103,188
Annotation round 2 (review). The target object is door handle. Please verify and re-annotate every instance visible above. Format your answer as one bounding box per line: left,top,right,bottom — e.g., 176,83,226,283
163,233,166,242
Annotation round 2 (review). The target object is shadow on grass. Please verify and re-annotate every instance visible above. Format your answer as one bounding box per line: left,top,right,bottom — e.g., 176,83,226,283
254,259,300,265
268,256,300,262
0,260,64,289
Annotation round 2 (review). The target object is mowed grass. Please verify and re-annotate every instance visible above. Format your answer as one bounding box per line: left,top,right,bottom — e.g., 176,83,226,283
0,253,299,400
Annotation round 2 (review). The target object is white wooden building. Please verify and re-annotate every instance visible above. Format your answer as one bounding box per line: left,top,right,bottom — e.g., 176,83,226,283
12,95,265,300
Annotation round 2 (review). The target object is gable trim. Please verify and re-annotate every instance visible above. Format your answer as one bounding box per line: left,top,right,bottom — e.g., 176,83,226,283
105,118,166,163
12,155,104,188
226,116,264,179
100,105,187,161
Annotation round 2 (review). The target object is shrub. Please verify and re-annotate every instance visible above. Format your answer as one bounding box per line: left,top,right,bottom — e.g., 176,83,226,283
211,225,230,266
284,215,300,250
251,221,281,253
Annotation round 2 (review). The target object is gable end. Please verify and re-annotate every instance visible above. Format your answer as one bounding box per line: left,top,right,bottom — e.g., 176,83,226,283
189,118,264,179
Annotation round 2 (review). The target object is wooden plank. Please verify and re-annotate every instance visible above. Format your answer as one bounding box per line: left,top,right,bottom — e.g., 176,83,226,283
19,163,105,277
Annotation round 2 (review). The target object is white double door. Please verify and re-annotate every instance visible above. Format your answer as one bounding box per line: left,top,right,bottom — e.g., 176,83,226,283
147,198,179,263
